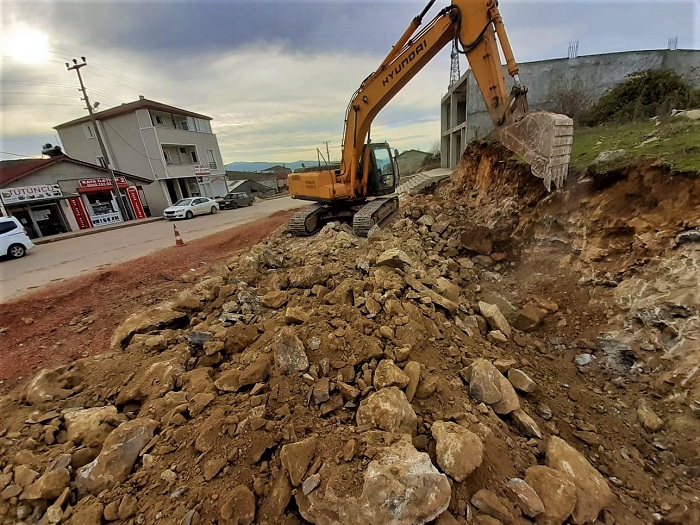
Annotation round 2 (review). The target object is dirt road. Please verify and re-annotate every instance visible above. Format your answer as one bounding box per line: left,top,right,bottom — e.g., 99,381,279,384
0,196,302,301
0,209,297,391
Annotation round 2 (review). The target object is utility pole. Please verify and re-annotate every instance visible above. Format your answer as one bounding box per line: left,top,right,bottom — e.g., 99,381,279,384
322,140,332,163
66,57,130,221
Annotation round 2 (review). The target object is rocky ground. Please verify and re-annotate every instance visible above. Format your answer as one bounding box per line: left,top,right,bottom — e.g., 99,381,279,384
0,143,698,525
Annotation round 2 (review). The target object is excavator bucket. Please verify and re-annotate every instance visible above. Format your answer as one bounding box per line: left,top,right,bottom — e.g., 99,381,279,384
496,111,574,191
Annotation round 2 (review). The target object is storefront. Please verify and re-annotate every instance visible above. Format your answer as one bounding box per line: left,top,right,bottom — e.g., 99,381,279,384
76,176,147,226
0,184,72,238
0,155,153,238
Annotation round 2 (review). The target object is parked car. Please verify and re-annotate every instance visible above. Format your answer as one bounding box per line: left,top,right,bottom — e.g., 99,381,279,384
220,192,254,209
0,216,34,259
163,197,220,220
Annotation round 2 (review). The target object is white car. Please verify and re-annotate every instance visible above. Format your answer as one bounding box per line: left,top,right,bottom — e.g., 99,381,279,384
0,216,34,259
163,197,220,220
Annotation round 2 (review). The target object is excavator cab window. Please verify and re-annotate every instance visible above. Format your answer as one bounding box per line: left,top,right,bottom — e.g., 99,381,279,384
368,145,397,196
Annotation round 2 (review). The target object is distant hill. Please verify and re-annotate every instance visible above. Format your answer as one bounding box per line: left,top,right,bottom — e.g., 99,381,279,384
225,160,317,172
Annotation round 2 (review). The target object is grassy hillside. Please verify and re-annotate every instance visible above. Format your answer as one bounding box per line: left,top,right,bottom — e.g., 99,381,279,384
570,118,700,173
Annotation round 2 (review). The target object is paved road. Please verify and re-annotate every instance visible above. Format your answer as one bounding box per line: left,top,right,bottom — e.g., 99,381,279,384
0,197,302,301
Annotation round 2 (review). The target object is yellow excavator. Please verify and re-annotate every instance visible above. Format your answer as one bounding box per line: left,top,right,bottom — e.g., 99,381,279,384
288,0,573,236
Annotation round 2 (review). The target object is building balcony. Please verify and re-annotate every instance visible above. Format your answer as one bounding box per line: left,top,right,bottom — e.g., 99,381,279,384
155,126,215,145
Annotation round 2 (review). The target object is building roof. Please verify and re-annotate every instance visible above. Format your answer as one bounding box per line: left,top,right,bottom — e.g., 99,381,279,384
0,155,153,188
397,149,430,157
54,97,212,130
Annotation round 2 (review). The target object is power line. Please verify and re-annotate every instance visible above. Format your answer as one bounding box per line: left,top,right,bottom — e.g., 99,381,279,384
103,121,163,162
1,79,79,89
3,102,83,107
1,91,83,98
0,151,38,158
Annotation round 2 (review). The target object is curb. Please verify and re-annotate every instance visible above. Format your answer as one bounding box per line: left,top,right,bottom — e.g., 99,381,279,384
33,217,165,245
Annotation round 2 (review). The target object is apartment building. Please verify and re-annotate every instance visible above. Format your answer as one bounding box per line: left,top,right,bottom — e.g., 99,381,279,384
55,96,227,214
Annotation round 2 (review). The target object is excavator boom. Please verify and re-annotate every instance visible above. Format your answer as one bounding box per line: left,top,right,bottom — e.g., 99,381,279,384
288,0,573,235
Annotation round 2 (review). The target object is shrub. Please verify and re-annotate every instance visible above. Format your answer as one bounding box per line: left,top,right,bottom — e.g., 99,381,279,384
583,69,700,126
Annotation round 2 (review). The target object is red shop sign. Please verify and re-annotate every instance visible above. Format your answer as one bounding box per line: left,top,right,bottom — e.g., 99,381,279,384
126,187,146,219
78,176,129,192
68,197,92,230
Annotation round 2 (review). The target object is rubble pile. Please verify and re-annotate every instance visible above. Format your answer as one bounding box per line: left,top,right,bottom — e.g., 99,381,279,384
1,143,698,525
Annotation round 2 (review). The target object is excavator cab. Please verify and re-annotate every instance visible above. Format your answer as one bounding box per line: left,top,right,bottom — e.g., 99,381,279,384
362,142,398,197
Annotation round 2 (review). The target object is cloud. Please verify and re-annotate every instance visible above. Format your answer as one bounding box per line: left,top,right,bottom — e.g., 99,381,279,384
1,0,698,163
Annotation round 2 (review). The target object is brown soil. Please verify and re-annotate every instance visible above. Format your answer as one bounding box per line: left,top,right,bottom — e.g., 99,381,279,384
0,144,698,525
0,210,296,393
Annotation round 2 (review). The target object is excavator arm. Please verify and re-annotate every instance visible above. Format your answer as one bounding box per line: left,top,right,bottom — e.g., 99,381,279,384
340,0,573,192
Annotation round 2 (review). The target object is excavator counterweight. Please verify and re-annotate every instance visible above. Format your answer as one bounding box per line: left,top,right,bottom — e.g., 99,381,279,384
288,0,574,236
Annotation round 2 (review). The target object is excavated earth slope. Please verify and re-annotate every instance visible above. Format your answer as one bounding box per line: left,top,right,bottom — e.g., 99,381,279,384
0,143,698,525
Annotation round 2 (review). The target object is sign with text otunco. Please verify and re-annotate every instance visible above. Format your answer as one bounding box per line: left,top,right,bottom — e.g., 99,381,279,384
0,184,63,205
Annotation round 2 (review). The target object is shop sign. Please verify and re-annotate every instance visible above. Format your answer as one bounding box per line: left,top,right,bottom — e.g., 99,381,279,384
0,184,62,205
194,164,210,175
78,176,128,190
68,197,92,230
126,187,146,219
91,212,122,226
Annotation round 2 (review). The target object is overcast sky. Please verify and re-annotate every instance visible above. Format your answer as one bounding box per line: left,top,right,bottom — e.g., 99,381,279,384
1,0,698,164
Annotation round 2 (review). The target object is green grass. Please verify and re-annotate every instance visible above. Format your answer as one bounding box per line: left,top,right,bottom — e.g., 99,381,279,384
569,118,700,173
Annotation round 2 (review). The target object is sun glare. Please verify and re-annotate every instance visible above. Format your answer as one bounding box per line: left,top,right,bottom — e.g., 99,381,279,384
3,27,50,64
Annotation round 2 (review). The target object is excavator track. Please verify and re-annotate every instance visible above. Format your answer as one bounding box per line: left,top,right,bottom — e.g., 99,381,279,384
288,203,327,236
352,196,399,237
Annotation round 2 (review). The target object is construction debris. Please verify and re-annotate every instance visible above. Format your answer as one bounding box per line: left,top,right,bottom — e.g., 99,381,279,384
0,142,698,525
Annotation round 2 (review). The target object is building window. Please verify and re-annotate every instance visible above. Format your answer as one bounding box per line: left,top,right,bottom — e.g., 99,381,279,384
180,120,189,131
163,149,173,164
84,123,95,139
155,115,163,125
206,149,217,170
191,151,198,163
96,155,107,168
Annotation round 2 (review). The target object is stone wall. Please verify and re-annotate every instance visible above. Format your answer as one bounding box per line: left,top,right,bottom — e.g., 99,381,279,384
441,49,700,168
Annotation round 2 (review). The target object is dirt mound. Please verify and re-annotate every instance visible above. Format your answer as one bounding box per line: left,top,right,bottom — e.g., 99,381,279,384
0,147,699,525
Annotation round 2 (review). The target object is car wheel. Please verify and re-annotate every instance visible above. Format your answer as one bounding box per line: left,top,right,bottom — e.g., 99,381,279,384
211,206,218,214
185,211,194,219
8,244,26,259
231,203,239,209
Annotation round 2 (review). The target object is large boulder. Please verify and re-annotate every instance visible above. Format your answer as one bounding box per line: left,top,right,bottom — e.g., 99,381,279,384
462,359,520,414
215,355,272,392
297,437,450,525
356,387,417,435
273,327,309,374
64,406,119,447
116,358,184,405
373,360,410,389
22,367,74,406
111,307,187,349
430,421,484,482
478,302,512,337
545,436,613,524
289,265,328,289
280,437,317,486
75,418,158,495
376,249,413,269
220,484,256,525
525,465,577,525
19,468,70,501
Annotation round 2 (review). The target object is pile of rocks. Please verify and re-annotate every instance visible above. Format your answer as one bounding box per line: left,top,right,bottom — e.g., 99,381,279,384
0,199,622,525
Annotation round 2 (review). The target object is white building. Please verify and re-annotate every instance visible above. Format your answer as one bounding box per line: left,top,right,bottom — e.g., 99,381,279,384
55,97,227,214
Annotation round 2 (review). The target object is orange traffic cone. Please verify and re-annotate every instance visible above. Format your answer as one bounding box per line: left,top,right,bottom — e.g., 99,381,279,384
173,224,187,247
